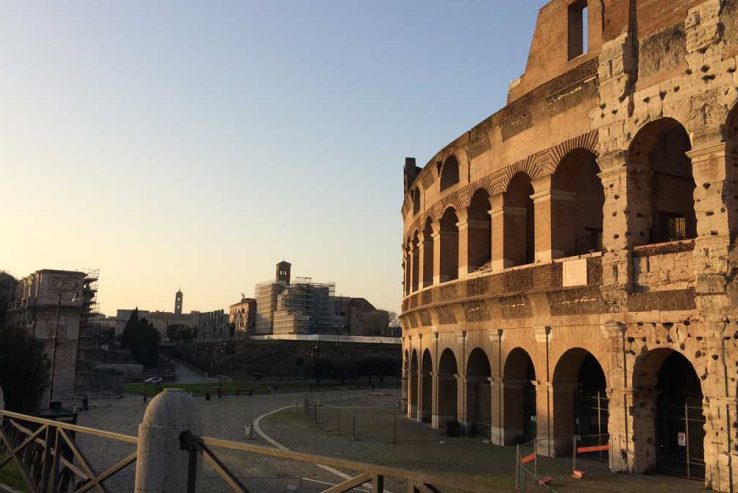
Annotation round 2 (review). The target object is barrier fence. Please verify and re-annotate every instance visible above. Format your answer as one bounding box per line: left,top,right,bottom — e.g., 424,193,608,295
0,409,137,492
303,388,404,445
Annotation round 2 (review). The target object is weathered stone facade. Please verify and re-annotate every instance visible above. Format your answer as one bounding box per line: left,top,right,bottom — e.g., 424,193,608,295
400,1,738,490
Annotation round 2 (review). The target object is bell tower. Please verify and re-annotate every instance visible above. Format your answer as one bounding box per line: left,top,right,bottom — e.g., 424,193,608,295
174,289,183,315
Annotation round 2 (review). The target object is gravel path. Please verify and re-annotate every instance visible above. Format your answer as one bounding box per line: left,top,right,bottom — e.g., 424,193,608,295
72,393,364,492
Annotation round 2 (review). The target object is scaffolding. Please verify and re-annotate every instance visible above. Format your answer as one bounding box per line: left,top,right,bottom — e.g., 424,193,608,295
272,277,336,335
254,280,286,334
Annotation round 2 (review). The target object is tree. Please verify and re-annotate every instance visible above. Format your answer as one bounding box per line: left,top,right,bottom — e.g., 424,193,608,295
0,271,17,327
364,309,390,337
0,326,50,413
120,308,139,350
166,324,192,342
129,317,160,367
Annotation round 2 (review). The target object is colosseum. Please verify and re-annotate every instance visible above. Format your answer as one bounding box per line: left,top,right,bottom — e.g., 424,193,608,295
399,0,738,490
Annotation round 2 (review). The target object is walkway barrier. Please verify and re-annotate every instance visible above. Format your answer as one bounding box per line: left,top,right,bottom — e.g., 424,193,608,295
514,439,554,493
304,389,403,444
0,409,137,492
0,388,490,493
571,434,610,479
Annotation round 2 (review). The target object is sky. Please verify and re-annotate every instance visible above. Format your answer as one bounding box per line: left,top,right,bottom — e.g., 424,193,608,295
0,1,548,316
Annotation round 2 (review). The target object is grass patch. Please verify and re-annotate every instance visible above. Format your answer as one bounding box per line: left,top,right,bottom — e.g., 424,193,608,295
0,455,29,492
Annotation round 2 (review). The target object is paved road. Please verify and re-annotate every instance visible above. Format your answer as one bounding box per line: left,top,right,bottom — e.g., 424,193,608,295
173,359,209,383
74,392,350,492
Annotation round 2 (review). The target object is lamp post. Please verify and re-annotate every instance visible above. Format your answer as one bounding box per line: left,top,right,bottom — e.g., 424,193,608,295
48,278,83,404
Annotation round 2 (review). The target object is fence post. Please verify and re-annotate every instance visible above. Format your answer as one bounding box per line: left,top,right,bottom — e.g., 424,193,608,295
352,410,357,441
135,389,203,492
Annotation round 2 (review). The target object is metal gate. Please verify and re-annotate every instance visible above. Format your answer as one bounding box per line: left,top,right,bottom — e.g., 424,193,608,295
575,389,609,462
655,398,705,480
522,382,536,443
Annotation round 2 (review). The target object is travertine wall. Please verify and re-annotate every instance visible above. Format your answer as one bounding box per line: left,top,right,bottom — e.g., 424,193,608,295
400,1,738,490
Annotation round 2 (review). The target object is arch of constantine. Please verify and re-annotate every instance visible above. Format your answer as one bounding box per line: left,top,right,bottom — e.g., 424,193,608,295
399,0,738,490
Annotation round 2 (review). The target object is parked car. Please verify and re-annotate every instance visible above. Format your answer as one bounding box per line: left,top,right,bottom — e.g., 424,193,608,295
144,376,163,384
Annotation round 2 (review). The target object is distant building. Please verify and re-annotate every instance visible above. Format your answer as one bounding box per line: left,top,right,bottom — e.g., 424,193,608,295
195,309,230,340
8,269,99,398
229,297,256,338
334,297,387,336
254,260,386,336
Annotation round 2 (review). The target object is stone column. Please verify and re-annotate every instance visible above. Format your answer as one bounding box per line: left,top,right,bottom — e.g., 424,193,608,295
431,371,440,429
432,223,443,285
417,230,433,289
598,153,636,310
407,367,416,419
533,175,577,261
135,389,203,493
456,209,471,278
490,376,504,446
401,347,409,414
536,381,554,456
490,194,506,271
602,321,630,473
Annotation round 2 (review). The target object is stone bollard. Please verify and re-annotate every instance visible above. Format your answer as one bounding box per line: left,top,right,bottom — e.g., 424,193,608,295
135,389,203,492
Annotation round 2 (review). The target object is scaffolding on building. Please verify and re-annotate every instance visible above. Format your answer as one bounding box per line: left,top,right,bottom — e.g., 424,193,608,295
272,277,336,335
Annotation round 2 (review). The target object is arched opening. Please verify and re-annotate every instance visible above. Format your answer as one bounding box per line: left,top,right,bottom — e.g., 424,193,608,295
440,156,460,191
504,173,535,266
439,208,459,282
503,348,537,445
552,348,608,456
466,348,491,438
421,349,432,423
412,188,421,216
411,231,420,293
628,118,695,245
633,349,705,479
438,348,458,427
409,349,418,416
727,104,738,234
466,189,492,272
422,218,434,288
551,149,604,256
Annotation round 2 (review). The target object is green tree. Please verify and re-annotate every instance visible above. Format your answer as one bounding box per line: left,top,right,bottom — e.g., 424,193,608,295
0,326,50,413
129,317,160,367
120,308,139,350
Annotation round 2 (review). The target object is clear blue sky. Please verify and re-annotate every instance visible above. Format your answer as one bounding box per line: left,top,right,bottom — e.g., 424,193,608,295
0,1,548,316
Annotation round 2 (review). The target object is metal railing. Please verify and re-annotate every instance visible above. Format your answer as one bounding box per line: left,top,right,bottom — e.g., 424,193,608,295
179,429,491,493
0,409,137,493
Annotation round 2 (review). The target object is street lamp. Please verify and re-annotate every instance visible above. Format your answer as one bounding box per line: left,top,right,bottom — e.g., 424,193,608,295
48,277,84,404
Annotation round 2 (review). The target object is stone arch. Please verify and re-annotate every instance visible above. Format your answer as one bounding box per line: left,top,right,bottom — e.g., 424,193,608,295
412,188,421,216
439,207,459,282
466,347,491,437
502,347,537,445
628,117,696,245
499,155,541,192
440,155,460,191
551,348,608,456
631,348,705,478
411,230,420,293
466,188,492,272
438,348,459,426
550,149,604,256
503,172,535,266
409,349,419,417
421,348,433,423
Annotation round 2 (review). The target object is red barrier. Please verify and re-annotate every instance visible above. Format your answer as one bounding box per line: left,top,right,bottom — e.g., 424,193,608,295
576,444,610,454
521,452,536,465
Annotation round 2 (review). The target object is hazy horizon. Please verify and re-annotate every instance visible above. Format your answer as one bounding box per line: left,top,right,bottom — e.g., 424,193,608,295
1,1,547,316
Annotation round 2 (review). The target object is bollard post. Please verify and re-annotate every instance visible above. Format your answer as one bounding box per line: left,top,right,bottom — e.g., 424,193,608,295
135,389,203,492
352,409,357,441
